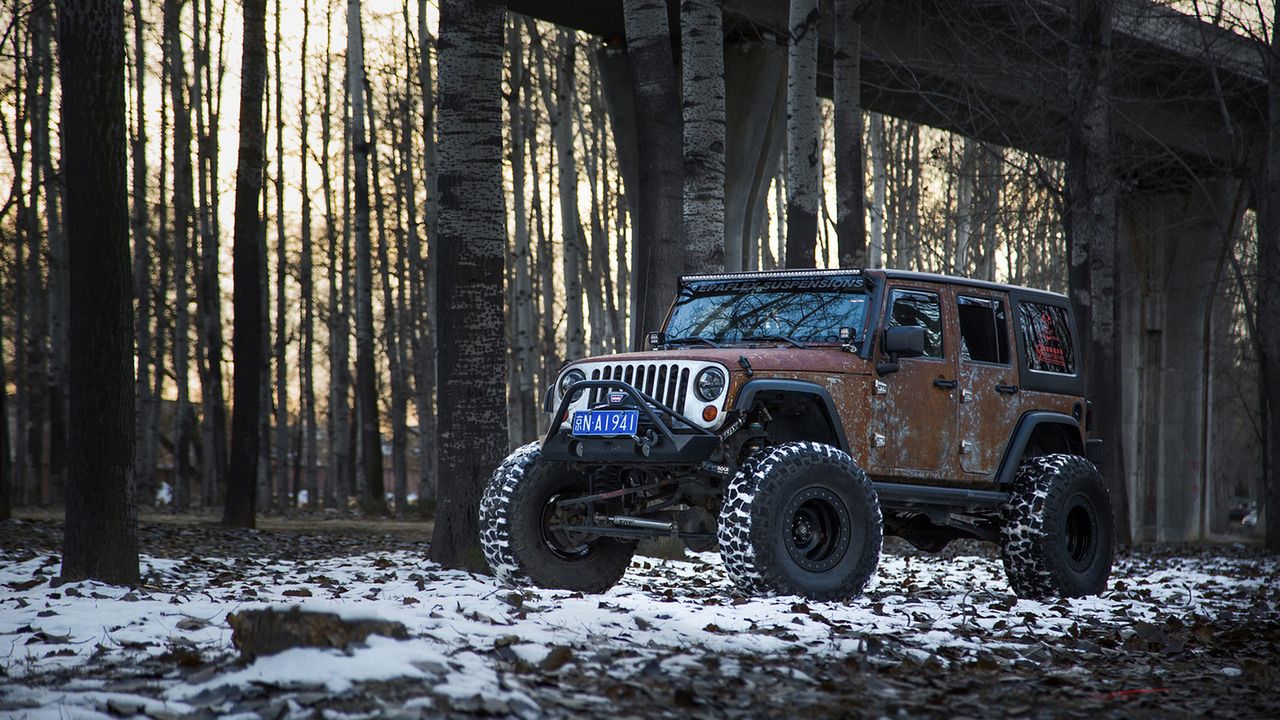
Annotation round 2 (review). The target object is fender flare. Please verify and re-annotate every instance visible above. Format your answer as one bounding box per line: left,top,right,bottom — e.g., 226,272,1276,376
732,379,850,453
995,411,1083,488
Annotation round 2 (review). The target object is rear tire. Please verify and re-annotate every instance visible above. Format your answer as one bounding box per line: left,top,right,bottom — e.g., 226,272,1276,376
1001,454,1114,598
718,442,882,600
479,443,636,592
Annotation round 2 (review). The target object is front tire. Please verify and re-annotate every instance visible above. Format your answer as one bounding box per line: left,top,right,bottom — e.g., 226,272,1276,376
1000,454,1114,598
479,443,636,593
718,442,882,601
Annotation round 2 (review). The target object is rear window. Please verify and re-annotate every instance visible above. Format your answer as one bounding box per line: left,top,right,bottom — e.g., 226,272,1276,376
1018,302,1075,374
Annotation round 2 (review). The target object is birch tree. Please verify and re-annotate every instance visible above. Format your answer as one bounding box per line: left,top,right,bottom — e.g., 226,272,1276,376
56,0,140,585
785,0,819,268
430,0,508,571
164,0,195,509
130,0,157,502
623,0,681,344
507,20,538,443
299,0,318,508
194,0,228,507
833,0,866,268
273,0,290,510
348,0,387,515
414,0,440,512
868,112,886,266
681,0,725,273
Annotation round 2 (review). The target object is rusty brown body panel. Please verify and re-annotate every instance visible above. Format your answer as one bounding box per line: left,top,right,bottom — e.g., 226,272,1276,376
556,268,1089,492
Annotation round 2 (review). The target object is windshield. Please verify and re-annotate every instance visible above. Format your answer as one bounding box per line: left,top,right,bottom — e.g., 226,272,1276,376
664,285,870,345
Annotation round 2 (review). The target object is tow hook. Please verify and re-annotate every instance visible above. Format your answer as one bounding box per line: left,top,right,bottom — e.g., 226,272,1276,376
634,435,653,457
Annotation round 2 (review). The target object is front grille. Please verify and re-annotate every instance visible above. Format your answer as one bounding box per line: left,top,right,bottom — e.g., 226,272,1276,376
588,363,691,415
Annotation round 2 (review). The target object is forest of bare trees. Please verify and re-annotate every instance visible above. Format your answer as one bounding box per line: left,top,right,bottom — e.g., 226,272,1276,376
0,0,1277,580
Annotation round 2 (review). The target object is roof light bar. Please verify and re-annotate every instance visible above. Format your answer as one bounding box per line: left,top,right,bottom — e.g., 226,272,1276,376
679,268,863,284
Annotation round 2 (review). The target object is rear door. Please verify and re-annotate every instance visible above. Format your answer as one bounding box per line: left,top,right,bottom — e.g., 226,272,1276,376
955,292,1020,476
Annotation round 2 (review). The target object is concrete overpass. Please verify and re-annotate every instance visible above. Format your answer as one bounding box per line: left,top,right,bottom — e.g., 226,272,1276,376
508,0,1271,541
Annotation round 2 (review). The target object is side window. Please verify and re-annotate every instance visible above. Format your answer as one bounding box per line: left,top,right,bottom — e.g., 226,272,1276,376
887,289,943,359
957,295,1009,364
1018,302,1076,374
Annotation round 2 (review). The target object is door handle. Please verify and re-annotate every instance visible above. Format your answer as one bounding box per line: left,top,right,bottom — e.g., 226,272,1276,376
933,379,958,389
995,384,1020,395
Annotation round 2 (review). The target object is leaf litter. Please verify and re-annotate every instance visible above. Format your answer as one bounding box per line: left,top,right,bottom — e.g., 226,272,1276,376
0,516,1276,718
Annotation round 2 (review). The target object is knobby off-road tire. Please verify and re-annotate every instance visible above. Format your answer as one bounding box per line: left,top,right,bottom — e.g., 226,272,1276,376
478,443,636,593
718,442,882,601
1001,453,1115,599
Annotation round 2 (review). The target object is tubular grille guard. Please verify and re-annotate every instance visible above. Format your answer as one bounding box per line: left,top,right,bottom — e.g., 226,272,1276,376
545,379,716,447
588,363,691,416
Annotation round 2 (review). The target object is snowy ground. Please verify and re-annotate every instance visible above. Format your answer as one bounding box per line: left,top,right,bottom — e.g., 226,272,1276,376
1,515,1277,718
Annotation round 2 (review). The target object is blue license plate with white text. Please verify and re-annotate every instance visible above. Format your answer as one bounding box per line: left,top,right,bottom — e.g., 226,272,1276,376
572,410,639,437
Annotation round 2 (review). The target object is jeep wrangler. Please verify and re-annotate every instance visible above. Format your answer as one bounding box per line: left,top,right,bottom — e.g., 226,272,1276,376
479,269,1114,601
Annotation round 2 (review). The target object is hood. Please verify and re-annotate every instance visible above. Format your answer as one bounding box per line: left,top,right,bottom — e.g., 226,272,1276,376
563,346,873,375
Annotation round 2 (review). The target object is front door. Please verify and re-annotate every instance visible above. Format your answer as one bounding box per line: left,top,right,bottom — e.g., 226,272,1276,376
956,292,1021,477
877,285,957,476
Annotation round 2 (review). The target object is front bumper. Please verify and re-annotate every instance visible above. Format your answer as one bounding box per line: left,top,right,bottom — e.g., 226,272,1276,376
541,379,724,464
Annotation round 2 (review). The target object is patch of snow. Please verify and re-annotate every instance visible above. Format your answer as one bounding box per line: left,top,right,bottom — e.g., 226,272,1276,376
1,542,1275,717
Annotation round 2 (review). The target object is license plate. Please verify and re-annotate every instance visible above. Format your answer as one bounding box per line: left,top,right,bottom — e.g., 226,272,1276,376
571,410,639,437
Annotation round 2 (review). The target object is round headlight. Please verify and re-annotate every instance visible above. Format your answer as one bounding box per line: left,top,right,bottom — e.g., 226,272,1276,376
694,367,726,402
559,368,586,402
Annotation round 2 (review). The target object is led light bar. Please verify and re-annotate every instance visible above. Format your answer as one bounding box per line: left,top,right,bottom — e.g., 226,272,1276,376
679,268,863,284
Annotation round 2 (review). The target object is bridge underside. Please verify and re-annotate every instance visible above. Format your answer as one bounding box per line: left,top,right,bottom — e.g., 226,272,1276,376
510,0,1267,188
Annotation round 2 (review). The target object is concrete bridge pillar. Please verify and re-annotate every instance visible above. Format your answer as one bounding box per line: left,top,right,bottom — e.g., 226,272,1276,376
1117,180,1242,542
599,37,787,275
724,38,786,271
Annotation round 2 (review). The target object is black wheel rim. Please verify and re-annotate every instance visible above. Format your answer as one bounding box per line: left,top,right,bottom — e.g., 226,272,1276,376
1064,495,1097,571
541,494,591,560
782,486,851,573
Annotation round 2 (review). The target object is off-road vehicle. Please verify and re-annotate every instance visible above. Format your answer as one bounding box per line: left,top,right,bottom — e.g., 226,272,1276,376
480,268,1114,601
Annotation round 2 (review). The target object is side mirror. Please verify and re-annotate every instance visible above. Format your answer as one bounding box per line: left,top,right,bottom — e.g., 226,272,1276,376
877,326,926,376
647,331,665,350
883,326,925,358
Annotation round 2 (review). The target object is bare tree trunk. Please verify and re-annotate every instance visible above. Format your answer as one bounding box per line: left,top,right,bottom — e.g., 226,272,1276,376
273,0,290,511
57,0,140,585
868,112,885,267
532,29,586,359
347,0,386,515
833,0,865,268
165,0,194,510
130,0,156,503
320,0,343,508
1066,0,1128,543
580,49,613,356
430,0,508,572
194,0,229,508
22,0,49,507
0,290,8,518
1260,2,1280,551
530,90,557,394
623,0,682,345
370,83,409,515
681,0,725,273
507,21,538,443
784,0,819,268
414,0,439,512
34,0,68,504
954,138,976,274
224,0,268,528
297,0,316,509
